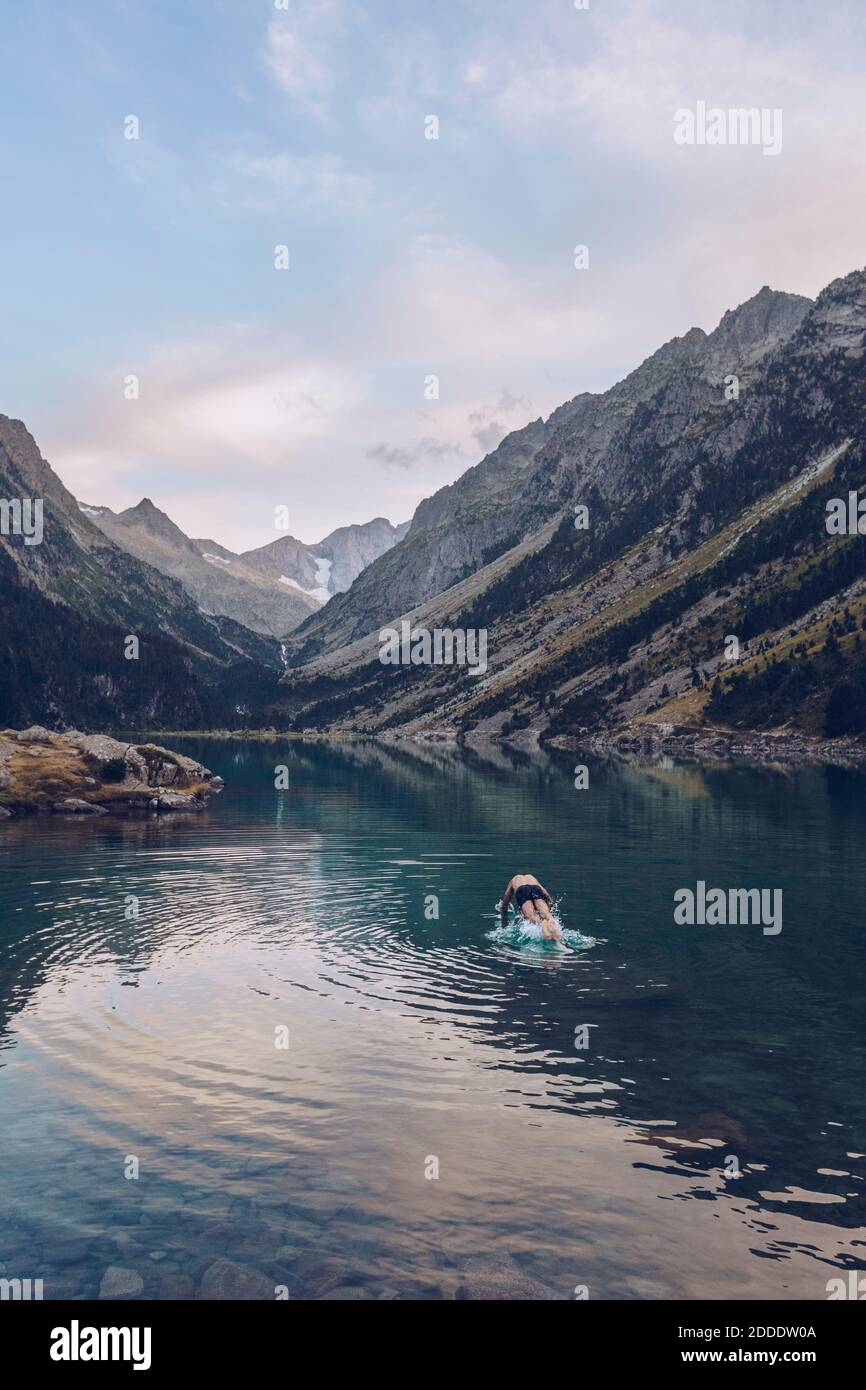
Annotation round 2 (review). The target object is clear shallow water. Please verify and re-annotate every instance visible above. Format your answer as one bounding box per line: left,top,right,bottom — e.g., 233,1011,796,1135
1,738,865,1301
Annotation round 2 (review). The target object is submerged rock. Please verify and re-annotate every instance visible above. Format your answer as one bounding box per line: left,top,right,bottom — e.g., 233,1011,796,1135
318,1284,373,1301
455,1254,556,1301
98,1265,145,1299
198,1258,274,1300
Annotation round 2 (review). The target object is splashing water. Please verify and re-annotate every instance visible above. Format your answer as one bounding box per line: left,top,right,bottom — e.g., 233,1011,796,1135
487,901,596,950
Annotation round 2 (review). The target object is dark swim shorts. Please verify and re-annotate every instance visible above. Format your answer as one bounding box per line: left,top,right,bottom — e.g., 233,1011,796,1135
515,884,547,908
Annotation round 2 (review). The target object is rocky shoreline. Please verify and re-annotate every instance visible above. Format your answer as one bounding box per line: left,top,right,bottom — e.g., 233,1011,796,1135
337,721,866,768
0,727,224,819
71,721,866,770
546,721,866,768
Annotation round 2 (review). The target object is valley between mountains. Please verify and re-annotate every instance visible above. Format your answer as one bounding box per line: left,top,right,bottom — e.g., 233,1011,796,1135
3,266,866,755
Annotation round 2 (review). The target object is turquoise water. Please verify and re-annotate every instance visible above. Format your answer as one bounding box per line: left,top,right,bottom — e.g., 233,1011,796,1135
1,738,865,1300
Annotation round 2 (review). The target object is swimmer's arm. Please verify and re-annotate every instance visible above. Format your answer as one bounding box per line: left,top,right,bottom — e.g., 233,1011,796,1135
501,880,515,925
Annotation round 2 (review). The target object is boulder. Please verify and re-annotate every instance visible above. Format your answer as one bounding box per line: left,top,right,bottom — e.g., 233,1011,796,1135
167,750,210,778
134,744,212,789
61,734,152,788
455,1254,555,1301
98,1265,144,1299
198,1258,274,1301
62,732,130,762
13,726,54,744
123,747,149,782
52,799,107,815
156,791,202,812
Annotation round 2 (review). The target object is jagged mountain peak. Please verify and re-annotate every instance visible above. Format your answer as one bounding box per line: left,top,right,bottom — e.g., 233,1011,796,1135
287,266,861,661
105,497,208,568
705,285,812,368
280,264,866,740
600,325,710,409
118,496,188,537
813,264,866,303
800,265,866,351
0,414,82,510
238,517,407,598
321,515,391,534
83,499,320,637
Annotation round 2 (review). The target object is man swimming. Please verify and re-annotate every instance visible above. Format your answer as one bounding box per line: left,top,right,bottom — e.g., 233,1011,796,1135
500,873,562,941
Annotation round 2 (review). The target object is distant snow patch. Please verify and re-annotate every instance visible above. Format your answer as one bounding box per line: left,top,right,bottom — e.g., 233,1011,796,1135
314,556,333,592
280,574,330,604
203,552,232,566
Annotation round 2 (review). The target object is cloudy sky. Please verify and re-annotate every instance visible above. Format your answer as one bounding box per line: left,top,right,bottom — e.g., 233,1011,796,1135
2,0,865,550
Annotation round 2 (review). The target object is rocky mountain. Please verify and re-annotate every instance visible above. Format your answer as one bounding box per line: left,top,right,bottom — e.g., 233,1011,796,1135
85,500,407,641
0,410,412,729
86,499,321,638
5,268,865,745
271,268,866,745
0,415,284,730
318,517,411,591
284,414,567,660
285,286,812,662
201,516,410,604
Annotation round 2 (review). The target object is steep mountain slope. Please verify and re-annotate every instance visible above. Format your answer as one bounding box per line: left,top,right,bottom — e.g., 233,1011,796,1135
0,541,226,731
192,538,236,563
88,499,320,637
0,417,278,664
0,416,281,728
270,268,866,743
283,414,567,659
287,287,811,661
